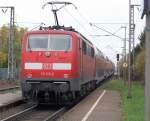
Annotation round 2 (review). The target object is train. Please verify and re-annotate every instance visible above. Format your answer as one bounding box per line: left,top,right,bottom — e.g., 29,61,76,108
20,1,115,105
20,26,115,105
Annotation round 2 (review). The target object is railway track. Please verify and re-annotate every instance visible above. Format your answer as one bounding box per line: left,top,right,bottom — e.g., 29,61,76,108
0,77,113,121
1,104,66,121
0,86,20,93
1,104,37,121
0,101,36,120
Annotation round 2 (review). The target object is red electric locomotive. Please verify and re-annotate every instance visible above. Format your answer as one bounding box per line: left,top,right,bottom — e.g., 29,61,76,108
20,27,96,104
20,1,114,105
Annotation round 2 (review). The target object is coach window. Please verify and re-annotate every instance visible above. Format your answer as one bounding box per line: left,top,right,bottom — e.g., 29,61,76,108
100,52,104,59
82,41,86,54
86,45,90,56
91,48,94,57
78,39,82,49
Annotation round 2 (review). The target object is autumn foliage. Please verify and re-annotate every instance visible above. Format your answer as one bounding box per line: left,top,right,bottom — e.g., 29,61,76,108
119,31,145,81
0,25,27,68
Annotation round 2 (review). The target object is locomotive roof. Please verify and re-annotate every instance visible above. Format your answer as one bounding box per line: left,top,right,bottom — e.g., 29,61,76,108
24,27,113,64
26,26,93,46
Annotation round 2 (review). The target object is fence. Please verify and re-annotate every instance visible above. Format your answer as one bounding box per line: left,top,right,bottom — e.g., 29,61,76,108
0,68,19,80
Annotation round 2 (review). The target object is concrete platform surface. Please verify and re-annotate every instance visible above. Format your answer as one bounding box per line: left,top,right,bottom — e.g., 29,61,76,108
0,91,22,106
57,89,121,121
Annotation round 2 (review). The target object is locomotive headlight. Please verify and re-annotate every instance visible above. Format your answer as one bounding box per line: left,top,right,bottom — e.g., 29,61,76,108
27,74,32,78
64,74,69,78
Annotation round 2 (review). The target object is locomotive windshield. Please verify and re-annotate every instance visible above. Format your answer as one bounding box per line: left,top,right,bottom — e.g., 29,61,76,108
28,36,48,51
28,35,71,51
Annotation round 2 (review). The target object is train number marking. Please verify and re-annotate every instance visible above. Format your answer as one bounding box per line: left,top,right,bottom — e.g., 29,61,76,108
41,72,54,76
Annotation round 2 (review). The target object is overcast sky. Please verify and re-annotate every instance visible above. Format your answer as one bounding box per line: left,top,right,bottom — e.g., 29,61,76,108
0,0,145,64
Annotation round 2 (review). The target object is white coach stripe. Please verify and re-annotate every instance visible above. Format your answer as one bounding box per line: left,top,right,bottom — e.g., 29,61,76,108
25,63,42,70
81,90,106,121
53,63,71,70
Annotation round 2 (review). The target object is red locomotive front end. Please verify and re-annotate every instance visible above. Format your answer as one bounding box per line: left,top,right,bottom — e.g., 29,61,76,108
20,29,81,104
21,31,77,79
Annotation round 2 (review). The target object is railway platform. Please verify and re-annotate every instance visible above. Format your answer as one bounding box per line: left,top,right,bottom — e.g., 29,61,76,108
57,88,122,121
0,91,22,107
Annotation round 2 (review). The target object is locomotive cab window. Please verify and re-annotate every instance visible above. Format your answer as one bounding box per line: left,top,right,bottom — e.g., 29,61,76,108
49,35,71,51
28,35,48,51
27,35,71,51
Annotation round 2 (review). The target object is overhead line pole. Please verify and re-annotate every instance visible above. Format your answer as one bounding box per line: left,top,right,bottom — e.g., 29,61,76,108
130,5,135,81
124,27,127,82
128,0,132,98
130,4,140,81
0,6,15,80
121,26,127,83
128,2,140,98
9,7,15,80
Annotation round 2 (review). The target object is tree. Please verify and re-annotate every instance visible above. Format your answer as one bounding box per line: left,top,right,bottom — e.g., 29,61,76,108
119,30,145,81
0,25,9,52
14,27,28,67
0,24,27,68
0,51,7,67
132,30,145,81
134,48,145,81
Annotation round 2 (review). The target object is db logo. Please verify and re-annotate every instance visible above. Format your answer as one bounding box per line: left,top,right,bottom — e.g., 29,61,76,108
42,63,52,70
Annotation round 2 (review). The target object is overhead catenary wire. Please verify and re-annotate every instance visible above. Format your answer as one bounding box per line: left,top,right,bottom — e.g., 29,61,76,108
63,3,103,40
15,21,44,25
63,7,93,37
91,22,129,25
70,6,124,59
74,8,125,37
75,8,91,26
74,8,104,40
70,7,109,49
112,27,122,35
90,26,124,37
62,6,115,59
42,0,93,37
90,23,124,40
68,6,109,46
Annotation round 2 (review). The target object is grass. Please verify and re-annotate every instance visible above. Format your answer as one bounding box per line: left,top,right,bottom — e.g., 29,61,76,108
101,79,144,121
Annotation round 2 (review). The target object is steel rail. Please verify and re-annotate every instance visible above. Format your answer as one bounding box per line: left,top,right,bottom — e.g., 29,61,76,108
43,107,66,121
0,86,20,92
1,104,37,121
